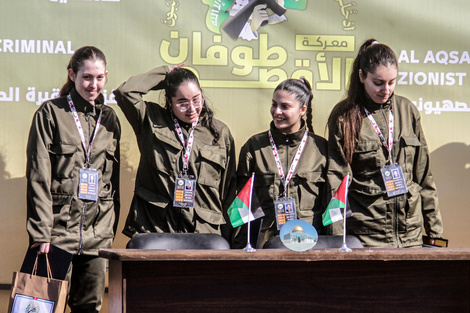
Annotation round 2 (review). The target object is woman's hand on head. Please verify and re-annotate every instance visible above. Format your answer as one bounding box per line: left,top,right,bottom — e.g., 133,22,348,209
169,63,185,72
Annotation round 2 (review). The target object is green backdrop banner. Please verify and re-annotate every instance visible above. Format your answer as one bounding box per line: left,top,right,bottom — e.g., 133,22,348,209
1,0,469,283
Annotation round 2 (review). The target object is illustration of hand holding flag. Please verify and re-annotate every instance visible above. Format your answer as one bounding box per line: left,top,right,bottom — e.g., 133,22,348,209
228,173,264,251
322,173,354,252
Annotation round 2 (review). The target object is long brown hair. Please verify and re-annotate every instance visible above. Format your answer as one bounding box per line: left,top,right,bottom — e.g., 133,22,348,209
328,39,397,164
163,68,220,145
274,78,315,133
59,46,107,96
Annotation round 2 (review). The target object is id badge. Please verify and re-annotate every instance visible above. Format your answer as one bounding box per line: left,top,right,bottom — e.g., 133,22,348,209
79,167,99,201
173,175,196,208
274,197,297,230
380,163,408,197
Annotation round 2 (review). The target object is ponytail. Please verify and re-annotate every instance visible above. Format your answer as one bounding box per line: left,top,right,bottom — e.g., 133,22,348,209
328,39,397,164
274,78,315,133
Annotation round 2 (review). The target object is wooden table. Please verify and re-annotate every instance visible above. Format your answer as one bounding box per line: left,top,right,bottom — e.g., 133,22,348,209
99,248,470,313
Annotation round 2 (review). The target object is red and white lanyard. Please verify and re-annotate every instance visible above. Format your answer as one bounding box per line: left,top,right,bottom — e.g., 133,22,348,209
268,130,309,190
173,117,199,173
364,105,394,161
67,94,102,165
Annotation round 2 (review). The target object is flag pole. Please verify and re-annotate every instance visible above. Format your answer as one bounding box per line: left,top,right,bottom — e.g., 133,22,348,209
243,173,256,252
339,173,352,252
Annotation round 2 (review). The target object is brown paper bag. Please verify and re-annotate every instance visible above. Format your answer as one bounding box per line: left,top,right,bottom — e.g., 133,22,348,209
8,254,68,313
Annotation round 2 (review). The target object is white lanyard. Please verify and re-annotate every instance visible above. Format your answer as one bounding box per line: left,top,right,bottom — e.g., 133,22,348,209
268,130,309,191
173,117,199,173
67,94,102,165
364,105,394,161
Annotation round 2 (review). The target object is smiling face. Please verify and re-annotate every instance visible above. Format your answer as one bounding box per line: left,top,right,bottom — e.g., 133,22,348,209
170,81,203,124
69,58,107,104
360,64,397,104
270,89,307,134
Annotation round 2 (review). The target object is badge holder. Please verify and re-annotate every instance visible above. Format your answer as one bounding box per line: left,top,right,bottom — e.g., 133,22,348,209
380,163,408,197
274,197,297,230
79,167,99,201
173,174,196,208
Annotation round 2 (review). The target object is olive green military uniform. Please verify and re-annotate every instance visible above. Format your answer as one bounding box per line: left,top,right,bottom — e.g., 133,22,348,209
26,88,121,312
234,121,328,248
327,94,443,247
113,66,237,239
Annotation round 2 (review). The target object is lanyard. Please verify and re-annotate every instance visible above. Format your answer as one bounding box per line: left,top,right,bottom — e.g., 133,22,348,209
268,130,308,192
364,105,394,161
173,117,199,173
67,94,102,166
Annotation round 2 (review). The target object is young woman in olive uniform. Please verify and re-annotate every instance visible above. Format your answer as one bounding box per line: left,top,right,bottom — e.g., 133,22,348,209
327,39,444,247
114,66,236,240
26,46,121,313
234,78,328,249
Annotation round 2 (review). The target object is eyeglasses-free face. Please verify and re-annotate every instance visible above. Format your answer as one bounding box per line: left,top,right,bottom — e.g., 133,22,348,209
69,59,108,105
271,89,307,134
359,64,397,104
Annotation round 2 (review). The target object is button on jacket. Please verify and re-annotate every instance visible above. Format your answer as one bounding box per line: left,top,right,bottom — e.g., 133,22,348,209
26,88,121,255
235,121,328,248
113,66,237,238
327,94,443,247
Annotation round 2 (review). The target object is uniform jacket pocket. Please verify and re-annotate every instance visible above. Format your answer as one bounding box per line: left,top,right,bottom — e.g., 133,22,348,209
400,135,422,173
51,194,73,237
93,198,115,239
49,143,77,179
405,182,423,231
101,148,118,185
352,141,381,177
253,173,275,220
197,146,227,188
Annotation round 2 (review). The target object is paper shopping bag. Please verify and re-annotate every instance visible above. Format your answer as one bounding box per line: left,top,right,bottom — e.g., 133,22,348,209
8,254,68,313
21,244,73,280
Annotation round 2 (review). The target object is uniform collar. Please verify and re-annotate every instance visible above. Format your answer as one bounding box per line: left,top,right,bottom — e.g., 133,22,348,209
270,119,307,147
363,93,393,113
70,88,104,114
169,109,208,130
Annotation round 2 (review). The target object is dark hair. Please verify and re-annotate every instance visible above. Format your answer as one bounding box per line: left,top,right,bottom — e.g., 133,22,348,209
163,68,220,145
274,78,314,133
328,39,397,163
59,46,107,96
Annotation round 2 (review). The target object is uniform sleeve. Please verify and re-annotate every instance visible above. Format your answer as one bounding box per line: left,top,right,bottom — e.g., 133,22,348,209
26,105,54,244
111,117,121,236
326,117,352,235
236,141,254,190
113,66,169,135
231,141,255,248
219,129,237,241
220,130,237,210
311,135,330,234
411,109,444,238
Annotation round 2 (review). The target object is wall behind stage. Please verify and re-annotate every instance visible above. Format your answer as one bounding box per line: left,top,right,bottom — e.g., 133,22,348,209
1,0,469,283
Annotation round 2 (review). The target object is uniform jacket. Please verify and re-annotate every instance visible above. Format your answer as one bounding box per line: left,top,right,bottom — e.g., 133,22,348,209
235,121,328,248
327,94,443,247
113,66,237,237
26,88,121,255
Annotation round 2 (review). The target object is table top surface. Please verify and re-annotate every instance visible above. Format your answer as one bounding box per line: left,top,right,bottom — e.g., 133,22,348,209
99,248,470,262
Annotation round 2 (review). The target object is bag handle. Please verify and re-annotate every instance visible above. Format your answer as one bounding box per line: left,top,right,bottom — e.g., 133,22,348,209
31,253,53,282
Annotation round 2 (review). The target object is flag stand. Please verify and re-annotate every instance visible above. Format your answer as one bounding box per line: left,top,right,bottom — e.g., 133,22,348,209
243,221,256,252
339,204,352,252
339,174,352,252
243,173,257,252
